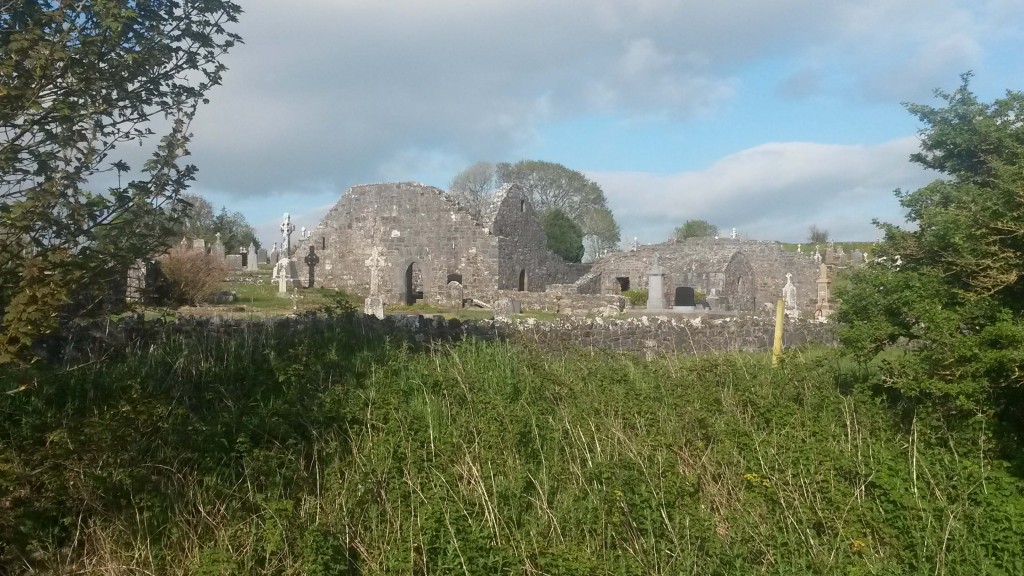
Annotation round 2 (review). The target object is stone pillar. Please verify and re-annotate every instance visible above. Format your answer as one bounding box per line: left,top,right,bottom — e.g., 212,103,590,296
646,254,667,311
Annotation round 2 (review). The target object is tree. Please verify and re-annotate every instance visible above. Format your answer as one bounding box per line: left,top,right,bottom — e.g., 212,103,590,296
581,206,621,260
675,219,718,240
212,208,259,253
0,1,242,363
449,161,497,217
172,195,259,252
836,73,1024,430
496,160,621,252
176,194,217,241
808,225,829,244
541,208,585,263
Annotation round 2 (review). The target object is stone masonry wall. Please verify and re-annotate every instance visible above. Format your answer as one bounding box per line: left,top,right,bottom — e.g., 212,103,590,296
295,182,500,305
488,185,591,292
59,313,837,362
585,238,820,314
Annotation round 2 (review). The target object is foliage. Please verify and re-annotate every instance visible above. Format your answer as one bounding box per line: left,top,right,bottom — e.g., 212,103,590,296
174,194,260,252
675,219,719,240
836,73,1024,432
3,327,1023,574
496,159,621,249
541,207,585,262
0,0,242,363
622,289,648,306
449,161,498,218
157,247,229,306
808,224,830,244
581,205,621,260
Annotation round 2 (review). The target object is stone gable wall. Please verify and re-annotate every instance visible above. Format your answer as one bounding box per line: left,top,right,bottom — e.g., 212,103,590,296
295,182,501,305
489,185,590,292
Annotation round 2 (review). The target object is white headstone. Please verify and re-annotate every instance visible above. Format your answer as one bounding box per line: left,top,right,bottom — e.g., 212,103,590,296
247,242,258,271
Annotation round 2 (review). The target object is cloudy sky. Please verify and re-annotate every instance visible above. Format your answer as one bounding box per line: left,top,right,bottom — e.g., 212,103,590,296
184,0,1024,246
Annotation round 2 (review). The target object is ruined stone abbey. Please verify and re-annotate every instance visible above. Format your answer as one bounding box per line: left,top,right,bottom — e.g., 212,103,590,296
294,181,836,317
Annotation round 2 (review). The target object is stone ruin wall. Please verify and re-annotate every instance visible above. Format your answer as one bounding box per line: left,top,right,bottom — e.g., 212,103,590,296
488,185,593,292
582,238,820,314
61,313,837,362
295,182,594,308
496,289,626,316
286,182,823,318
295,182,501,305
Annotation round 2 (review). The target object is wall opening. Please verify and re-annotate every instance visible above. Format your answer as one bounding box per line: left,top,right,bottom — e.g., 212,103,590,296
520,199,526,212
405,262,424,304
446,272,463,284
615,276,631,292
321,237,326,250
518,269,527,292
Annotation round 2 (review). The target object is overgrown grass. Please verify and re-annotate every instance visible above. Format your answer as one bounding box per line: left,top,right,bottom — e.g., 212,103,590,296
2,324,1021,574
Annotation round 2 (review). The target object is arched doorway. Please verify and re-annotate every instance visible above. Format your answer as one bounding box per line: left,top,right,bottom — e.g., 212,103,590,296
518,268,527,292
405,262,424,304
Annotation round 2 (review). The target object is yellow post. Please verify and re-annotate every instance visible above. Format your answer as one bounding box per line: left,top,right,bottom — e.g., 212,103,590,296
772,299,785,367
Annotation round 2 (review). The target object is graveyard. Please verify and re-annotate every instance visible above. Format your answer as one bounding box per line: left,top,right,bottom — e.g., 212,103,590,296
4,4,1024,571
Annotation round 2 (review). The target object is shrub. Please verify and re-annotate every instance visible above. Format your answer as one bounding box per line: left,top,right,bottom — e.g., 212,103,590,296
156,247,229,305
622,289,648,306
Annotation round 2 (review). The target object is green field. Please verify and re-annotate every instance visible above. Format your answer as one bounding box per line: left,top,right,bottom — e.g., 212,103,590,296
2,321,1021,575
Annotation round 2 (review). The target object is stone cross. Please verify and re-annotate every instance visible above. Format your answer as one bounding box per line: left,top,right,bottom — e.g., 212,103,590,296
782,273,797,309
304,245,320,288
364,246,386,296
797,243,802,253
280,212,295,257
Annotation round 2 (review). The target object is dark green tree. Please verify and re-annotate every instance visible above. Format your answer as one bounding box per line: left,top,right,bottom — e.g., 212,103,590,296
173,195,259,252
542,208,585,263
0,0,242,362
836,73,1024,430
496,160,621,251
674,219,718,240
211,208,259,253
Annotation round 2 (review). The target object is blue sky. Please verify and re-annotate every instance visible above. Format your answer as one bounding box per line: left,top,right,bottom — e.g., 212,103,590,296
182,0,1024,247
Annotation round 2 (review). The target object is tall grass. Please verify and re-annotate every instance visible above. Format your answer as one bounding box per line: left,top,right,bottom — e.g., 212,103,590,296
1,322,1021,574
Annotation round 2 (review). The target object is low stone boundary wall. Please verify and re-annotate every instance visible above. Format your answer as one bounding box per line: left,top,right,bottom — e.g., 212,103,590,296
54,313,836,361
400,314,836,354
495,290,626,315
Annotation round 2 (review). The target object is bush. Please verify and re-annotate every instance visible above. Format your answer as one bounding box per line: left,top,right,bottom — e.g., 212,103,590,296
156,248,229,305
622,289,648,306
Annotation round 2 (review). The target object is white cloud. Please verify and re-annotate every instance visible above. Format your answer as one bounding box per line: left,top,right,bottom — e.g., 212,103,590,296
589,137,935,243
176,0,1018,251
